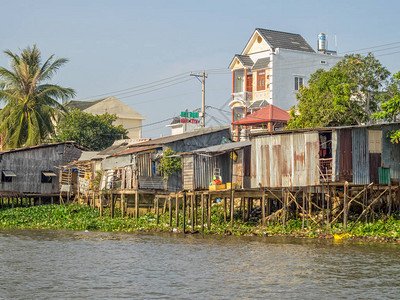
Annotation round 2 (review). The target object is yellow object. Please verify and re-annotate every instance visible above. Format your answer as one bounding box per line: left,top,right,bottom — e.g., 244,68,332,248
333,233,350,240
209,184,226,191
226,182,237,189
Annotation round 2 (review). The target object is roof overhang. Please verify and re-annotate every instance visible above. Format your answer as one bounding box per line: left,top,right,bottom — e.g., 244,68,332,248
2,170,16,177
42,171,57,177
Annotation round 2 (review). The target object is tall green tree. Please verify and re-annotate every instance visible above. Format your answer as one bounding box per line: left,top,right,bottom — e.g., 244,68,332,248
53,108,128,151
287,53,390,129
0,45,75,149
372,71,400,143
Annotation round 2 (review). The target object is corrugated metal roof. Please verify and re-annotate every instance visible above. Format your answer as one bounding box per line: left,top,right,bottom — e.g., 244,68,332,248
128,126,229,147
232,104,291,125
78,151,99,161
191,141,251,154
250,122,400,137
256,28,315,53
112,145,159,157
0,141,83,154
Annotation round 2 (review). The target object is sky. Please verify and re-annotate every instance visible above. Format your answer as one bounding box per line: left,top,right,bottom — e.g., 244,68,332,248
1,0,400,138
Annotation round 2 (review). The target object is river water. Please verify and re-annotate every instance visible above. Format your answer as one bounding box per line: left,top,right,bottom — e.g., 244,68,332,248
0,230,399,299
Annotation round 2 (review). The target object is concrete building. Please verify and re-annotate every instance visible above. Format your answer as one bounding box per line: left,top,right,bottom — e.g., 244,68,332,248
228,28,342,124
65,96,146,139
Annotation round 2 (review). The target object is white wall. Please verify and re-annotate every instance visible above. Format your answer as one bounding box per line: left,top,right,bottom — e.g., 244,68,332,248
271,49,342,110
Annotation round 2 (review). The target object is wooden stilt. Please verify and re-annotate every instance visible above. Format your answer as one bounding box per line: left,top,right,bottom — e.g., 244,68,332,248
302,188,305,230
343,182,348,231
111,194,115,218
155,197,159,225
175,195,179,228
207,194,211,230
230,191,235,227
194,194,198,227
99,194,103,217
242,197,246,222
224,197,227,223
321,184,325,226
121,194,125,218
11,197,14,209
183,193,186,233
190,193,194,228
327,185,330,229
201,193,204,232
247,196,251,221
168,196,172,227
261,192,266,226
388,184,392,216
135,191,139,219
282,189,286,230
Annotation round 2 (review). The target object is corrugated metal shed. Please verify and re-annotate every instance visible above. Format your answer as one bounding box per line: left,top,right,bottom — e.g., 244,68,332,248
251,132,319,188
382,124,400,181
352,128,370,184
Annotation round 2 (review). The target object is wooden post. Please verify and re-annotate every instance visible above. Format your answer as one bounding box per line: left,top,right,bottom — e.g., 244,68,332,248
111,194,115,218
194,194,198,227
168,196,172,227
155,197,159,225
230,191,235,227
224,197,227,223
302,188,305,230
190,193,194,228
266,196,271,217
307,191,311,228
388,184,393,216
282,189,286,230
207,195,212,230
321,184,325,226
135,191,139,219
343,182,348,231
261,192,266,226
11,197,14,209
175,195,180,228
121,194,125,218
363,185,367,222
183,193,186,233
247,196,251,221
201,193,205,232
242,197,246,222
327,185,330,229
99,194,103,217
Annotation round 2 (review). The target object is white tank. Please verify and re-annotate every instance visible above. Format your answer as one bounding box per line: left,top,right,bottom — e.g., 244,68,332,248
318,33,326,52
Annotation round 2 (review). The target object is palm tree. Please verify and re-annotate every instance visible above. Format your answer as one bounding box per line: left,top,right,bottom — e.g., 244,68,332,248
0,45,75,149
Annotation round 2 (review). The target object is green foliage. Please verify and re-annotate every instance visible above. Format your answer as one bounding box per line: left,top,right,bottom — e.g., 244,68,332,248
372,72,400,143
0,45,75,149
53,108,128,151
158,148,182,180
288,53,390,129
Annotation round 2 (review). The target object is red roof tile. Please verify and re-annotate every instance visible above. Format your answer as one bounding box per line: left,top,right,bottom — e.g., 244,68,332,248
232,104,291,125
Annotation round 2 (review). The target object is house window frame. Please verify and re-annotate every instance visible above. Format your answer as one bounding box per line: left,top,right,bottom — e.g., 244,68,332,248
41,171,57,183
257,71,265,91
2,170,16,182
294,76,304,91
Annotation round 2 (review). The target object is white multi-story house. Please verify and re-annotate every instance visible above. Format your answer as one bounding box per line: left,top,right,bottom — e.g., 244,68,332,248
228,28,342,123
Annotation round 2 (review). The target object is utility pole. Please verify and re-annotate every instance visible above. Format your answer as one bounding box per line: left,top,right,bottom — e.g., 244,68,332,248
190,71,208,127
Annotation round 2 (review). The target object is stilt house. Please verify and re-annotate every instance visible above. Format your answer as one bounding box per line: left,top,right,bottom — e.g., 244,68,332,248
0,142,83,196
250,123,400,188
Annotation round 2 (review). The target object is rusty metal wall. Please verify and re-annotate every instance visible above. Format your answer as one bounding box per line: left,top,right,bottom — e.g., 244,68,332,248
339,129,353,182
352,127,370,184
182,155,194,190
250,132,319,188
332,130,339,182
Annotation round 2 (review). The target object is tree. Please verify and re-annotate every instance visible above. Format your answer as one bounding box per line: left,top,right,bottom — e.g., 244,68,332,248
0,45,75,149
53,108,128,151
372,72,400,143
287,53,390,129
158,148,181,180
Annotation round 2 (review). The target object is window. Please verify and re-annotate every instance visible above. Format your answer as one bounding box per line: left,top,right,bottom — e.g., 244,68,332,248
257,71,265,91
2,170,16,182
294,76,304,91
41,171,57,183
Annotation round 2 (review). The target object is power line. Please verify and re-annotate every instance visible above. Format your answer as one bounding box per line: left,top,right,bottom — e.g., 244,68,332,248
74,72,190,101
339,41,400,54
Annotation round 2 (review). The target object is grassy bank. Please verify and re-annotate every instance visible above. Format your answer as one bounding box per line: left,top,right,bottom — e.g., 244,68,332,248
0,204,399,242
